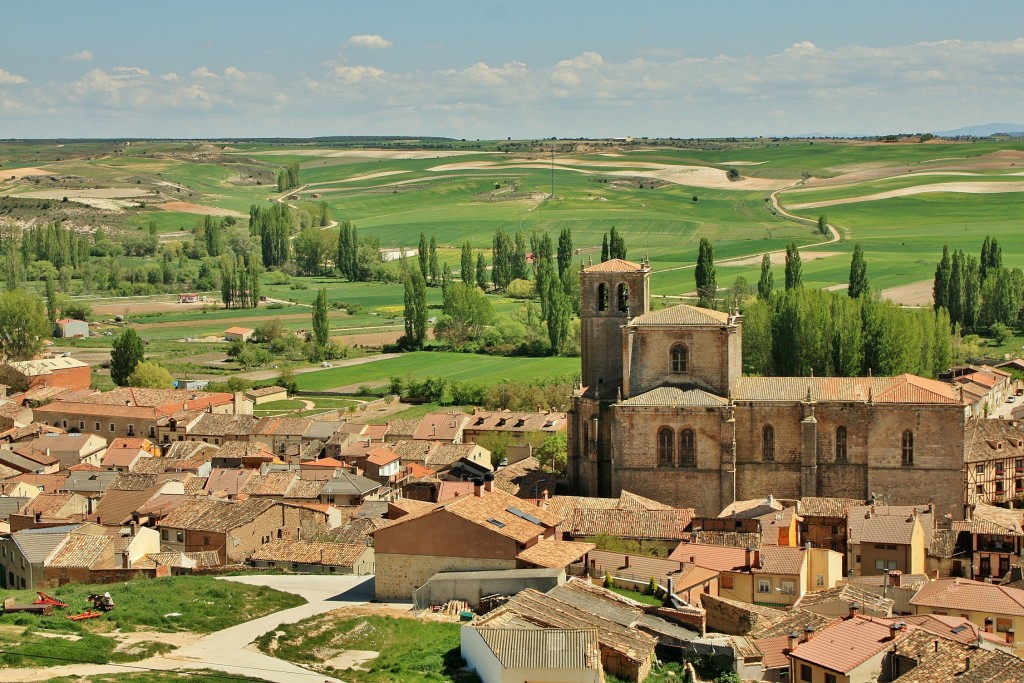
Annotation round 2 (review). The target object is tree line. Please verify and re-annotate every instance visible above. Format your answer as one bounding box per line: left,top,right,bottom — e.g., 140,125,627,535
933,236,1023,333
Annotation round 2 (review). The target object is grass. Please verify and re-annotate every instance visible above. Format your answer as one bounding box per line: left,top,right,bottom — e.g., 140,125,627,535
255,613,480,683
0,576,305,668
606,586,664,606
292,351,580,392
46,671,270,683
252,398,307,415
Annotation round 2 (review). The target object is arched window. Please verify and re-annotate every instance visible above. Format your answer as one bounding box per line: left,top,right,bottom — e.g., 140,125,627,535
835,426,848,462
671,344,689,373
658,427,674,467
618,283,629,312
762,425,775,462
901,430,914,466
679,429,696,467
597,283,608,311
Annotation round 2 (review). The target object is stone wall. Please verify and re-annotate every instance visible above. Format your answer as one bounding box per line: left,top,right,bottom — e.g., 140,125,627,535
374,553,515,600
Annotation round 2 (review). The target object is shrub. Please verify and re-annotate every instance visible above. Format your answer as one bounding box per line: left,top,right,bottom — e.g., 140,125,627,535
603,572,615,589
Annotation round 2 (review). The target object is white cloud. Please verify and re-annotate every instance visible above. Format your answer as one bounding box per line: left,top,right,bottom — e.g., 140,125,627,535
343,34,393,49
65,50,95,62
224,66,247,81
0,68,27,85
160,72,180,82
114,66,149,77
190,67,218,79
330,65,385,84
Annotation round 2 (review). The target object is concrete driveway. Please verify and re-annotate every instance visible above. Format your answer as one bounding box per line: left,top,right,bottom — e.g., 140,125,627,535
5,574,401,683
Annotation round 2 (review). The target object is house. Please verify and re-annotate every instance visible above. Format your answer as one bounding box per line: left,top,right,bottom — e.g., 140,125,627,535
245,385,288,405
157,412,260,446
12,492,89,529
412,412,471,443
670,543,843,608
797,497,865,563
22,432,108,469
951,503,1024,581
35,387,248,440
364,447,401,482
178,293,200,304
952,365,1012,417
43,527,161,586
786,613,912,683
156,498,330,564
252,416,315,456
910,577,1024,656
224,326,254,342
371,475,562,599
461,626,603,683
389,440,493,472
585,548,719,606
846,505,933,577
0,357,92,393
0,523,94,588
53,318,89,339
563,507,695,555
0,401,33,430
964,418,1024,507
318,471,381,506
248,539,374,575
462,409,568,460
110,437,161,458
794,583,894,619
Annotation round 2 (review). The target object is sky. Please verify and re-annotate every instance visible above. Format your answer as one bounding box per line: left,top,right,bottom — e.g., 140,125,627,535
4,1,1024,139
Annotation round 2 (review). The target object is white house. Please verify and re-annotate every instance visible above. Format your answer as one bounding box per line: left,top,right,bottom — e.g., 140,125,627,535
460,626,603,683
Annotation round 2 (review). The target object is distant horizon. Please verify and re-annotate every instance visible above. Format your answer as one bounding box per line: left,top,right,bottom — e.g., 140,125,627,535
5,2,1024,138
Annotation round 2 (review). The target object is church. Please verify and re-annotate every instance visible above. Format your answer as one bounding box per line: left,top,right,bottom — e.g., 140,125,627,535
567,258,967,518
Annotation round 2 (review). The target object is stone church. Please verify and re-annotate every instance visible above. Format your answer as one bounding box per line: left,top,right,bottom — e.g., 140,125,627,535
567,258,967,518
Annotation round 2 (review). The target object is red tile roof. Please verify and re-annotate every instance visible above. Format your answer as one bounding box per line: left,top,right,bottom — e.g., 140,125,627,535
583,258,644,273
788,615,905,675
911,578,1024,617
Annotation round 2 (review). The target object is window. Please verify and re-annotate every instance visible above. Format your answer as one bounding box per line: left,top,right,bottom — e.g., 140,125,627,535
720,574,734,589
826,675,837,683
203,536,211,546
95,422,100,431
175,531,184,543
875,559,886,570
1017,459,1023,469
781,581,795,595
762,425,775,461
758,579,771,593
977,484,986,495
997,618,1013,633
161,530,168,541
658,427,674,467
127,424,135,436
109,423,115,433
617,283,629,312
816,574,824,587
679,429,696,467
901,430,914,466
79,421,84,430
62,420,67,428
597,283,608,311
835,426,847,462
800,665,812,682
888,560,897,570
671,344,688,373
976,464,986,474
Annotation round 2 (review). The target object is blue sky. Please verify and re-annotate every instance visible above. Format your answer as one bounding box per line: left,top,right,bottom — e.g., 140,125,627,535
4,1,1024,138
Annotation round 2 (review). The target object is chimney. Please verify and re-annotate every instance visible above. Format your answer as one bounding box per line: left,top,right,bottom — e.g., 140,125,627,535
984,617,994,633
965,657,972,672
667,576,674,597
745,546,752,568
753,549,761,569
848,602,861,619
1008,629,1016,646
889,570,902,588
890,622,902,640
483,472,495,493
472,477,484,497
121,552,129,569
803,626,815,643
787,632,800,652
624,555,630,569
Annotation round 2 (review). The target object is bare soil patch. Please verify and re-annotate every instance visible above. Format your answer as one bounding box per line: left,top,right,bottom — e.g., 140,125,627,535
786,181,1024,210
1,167,54,180
256,149,484,159
157,201,246,218
91,300,211,316
881,279,934,307
722,250,842,268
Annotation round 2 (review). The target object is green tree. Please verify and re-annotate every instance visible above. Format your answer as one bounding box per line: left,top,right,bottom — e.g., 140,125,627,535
848,244,869,298
695,237,717,308
492,229,512,290
312,288,329,348
535,432,568,474
418,232,429,278
460,241,474,286
476,253,488,290
428,236,439,286
817,214,829,236
784,243,802,290
293,228,331,276
110,328,145,386
609,226,626,260
402,269,427,349
546,281,572,354
127,361,174,389
601,233,609,262
934,245,952,312
557,227,573,278
0,290,48,361
757,253,774,301
44,277,58,323
511,231,528,280
435,281,496,349
948,249,965,327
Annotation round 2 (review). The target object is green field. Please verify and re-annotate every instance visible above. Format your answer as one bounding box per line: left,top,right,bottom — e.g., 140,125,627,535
294,351,580,391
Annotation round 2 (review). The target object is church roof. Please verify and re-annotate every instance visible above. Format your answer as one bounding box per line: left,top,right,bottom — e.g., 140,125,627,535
732,375,959,404
618,386,728,407
583,258,644,273
629,304,731,326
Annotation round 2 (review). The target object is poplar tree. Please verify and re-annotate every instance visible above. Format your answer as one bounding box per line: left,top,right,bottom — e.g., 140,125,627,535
511,232,528,281
601,234,609,263
428,236,439,286
110,328,145,386
460,242,474,286
476,253,488,290
933,245,952,312
784,243,802,290
403,269,427,349
695,237,717,308
848,244,869,298
757,253,774,301
44,277,58,323
312,288,329,348
557,227,573,278
418,233,429,278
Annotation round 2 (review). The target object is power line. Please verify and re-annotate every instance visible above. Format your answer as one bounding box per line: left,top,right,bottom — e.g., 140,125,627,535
0,648,336,681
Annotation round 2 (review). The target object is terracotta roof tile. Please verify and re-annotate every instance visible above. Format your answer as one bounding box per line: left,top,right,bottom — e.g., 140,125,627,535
516,539,594,569
617,386,728,407
46,532,113,568
249,539,368,566
567,507,694,541
582,258,644,273
629,304,731,326
910,577,1024,617
732,375,959,404
159,498,277,533
789,615,905,675
798,497,866,518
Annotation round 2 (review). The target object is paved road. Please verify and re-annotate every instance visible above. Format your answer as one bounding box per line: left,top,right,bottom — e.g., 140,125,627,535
6,574,404,683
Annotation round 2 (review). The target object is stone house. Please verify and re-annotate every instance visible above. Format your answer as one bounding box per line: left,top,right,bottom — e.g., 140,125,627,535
248,539,374,575
950,503,1024,581
13,492,90,529
0,522,99,589
847,505,930,577
371,477,562,600
0,401,33,430
569,259,969,519
0,357,92,393
244,385,288,405
22,432,107,469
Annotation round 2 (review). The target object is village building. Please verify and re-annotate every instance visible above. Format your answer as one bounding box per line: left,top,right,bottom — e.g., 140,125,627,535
22,432,107,469
244,385,288,405
224,326,254,342
786,613,913,683
248,539,374,575
35,388,249,440
910,578,1024,656
568,259,968,519
949,503,1024,581
461,626,603,683
846,505,933,577
0,401,33,430
53,318,89,338
963,418,1024,507
0,357,92,393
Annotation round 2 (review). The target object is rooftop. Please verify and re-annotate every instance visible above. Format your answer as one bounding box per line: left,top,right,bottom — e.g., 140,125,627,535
910,577,1024,617
471,627,601,671
249,539,368,566
582,257,644,273
516,539,594,569
629,303,731,327
788,615,906,675
733,374,960,404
